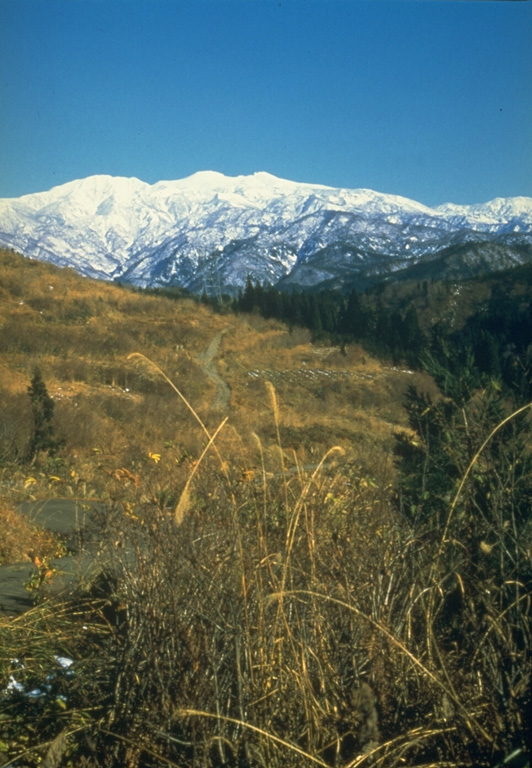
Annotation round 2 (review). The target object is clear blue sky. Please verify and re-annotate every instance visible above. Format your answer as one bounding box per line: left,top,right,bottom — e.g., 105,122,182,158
1,0,531,206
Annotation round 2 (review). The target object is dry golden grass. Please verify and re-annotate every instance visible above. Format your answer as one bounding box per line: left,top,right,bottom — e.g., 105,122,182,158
0,498,61,565
0,256,529,768
0,247,420,499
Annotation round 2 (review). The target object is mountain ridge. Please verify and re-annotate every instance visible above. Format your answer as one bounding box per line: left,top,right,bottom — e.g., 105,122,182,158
1,172,531,294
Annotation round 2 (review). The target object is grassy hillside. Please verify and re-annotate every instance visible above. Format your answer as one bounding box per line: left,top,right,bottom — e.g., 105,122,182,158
0,247,424,502
0,249,529,768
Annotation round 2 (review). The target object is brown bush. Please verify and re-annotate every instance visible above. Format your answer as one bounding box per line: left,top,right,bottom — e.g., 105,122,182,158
0,390,32,463
0,499,61,566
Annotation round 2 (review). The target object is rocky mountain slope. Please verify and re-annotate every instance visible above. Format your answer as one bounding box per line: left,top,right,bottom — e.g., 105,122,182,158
1,172,531,293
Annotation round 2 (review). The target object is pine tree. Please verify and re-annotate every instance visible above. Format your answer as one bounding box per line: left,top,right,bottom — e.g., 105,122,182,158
237,276,256,313
27,368,60,459
340,288,367,339
401,306,426,368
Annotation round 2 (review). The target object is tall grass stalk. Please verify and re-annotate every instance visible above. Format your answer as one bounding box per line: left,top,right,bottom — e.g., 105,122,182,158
128,352,229,475
270,588,492,745
2,352,529,767
174,416,228,524
175,708,331,767
438,399,532,558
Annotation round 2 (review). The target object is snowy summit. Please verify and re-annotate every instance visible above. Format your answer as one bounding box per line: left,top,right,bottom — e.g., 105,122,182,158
0,172,531,294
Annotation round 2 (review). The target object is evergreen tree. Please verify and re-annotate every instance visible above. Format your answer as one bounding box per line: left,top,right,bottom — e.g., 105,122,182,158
27,368,61,459
373,300,393,356
474,330,501,379
340,288,367,339
388,310,405,364
401,306,426,368
308,294,323,337
318,292,338,334
237,276,257,313
263,284,282,319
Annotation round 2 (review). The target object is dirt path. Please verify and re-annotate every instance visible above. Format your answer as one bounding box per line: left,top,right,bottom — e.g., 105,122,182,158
0,499,101,616
199,328,231,411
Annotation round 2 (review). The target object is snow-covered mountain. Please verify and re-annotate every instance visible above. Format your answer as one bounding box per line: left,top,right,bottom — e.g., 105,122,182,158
1,172,531,294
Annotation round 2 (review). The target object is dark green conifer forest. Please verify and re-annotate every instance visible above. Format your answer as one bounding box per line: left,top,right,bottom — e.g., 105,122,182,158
230,267,532,400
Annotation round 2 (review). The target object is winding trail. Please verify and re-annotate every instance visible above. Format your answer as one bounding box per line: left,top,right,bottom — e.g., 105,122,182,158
199,328,231,411
0,499,101,616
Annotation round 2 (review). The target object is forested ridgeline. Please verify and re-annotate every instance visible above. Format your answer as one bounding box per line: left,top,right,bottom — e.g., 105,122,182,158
228,271,532,399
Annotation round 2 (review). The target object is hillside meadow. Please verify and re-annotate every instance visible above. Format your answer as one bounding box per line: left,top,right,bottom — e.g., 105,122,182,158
0,247,422,506
0,248,530,768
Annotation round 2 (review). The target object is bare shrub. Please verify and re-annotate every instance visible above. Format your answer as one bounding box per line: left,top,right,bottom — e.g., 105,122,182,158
2,378,530,767
81,461,395,768
0,498,62,565
0,320,52,355
51,356,92,382
0,390,31,463
54,396,109,452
